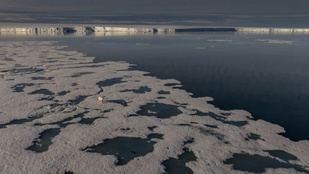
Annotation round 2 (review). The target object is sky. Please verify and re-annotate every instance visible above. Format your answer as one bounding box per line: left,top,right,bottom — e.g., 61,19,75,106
1,0,309,14
1,0,309,27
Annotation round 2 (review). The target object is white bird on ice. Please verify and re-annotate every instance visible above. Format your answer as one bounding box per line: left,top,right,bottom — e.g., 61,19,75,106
98,96,104,103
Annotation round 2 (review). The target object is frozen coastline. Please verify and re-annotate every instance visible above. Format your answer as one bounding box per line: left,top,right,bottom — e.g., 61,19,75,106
0,41,309,173
1,25,309,36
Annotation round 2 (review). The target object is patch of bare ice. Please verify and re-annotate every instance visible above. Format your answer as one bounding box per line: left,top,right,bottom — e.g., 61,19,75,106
208,39,232,42
256,39,294,44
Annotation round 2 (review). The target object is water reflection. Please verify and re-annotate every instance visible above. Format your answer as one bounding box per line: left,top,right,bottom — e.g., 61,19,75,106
58,32,309,141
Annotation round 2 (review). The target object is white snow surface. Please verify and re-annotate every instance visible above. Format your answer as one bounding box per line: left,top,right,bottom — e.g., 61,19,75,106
0,41,308,174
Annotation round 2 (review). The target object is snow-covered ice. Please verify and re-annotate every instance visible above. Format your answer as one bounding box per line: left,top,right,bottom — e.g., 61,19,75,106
0,41,308,174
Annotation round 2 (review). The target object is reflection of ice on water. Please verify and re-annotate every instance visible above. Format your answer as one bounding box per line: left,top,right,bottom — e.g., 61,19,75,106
256,39,294,44
147,110,158,114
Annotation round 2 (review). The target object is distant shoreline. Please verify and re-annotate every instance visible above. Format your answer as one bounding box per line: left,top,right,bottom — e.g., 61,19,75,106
1,24,309,35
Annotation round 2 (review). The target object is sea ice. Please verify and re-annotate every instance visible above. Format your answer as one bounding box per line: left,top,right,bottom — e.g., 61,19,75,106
0,41,308,174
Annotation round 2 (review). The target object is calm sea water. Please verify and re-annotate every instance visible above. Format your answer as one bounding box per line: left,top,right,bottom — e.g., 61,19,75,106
59,32,309,141
2,32,309,141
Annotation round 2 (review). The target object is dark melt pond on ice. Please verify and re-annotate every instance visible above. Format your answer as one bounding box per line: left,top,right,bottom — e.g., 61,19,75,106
26,128,61,153
224,152,309,173
135,103,183,119
59,32,309,141
83,133,163,165
162,139,197,174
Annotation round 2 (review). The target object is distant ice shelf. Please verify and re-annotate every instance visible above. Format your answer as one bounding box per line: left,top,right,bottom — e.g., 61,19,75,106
0,26,173,36
236,27,309,34
1,26,309,36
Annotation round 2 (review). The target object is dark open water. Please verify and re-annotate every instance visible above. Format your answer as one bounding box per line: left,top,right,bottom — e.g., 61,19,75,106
59,32,309,141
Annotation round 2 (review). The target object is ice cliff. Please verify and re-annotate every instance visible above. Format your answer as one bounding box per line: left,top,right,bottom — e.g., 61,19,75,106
1,26,309,36
0,26,174,36
236,27,309,34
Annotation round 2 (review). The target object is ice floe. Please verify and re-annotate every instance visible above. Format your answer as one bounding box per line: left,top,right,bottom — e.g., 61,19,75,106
0,41,308,173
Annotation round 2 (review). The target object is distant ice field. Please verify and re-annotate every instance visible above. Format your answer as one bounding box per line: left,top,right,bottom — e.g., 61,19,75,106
1,40,309,173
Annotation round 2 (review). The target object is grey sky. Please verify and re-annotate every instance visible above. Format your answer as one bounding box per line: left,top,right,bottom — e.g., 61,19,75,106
1,0,309,14
1,0,309,27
